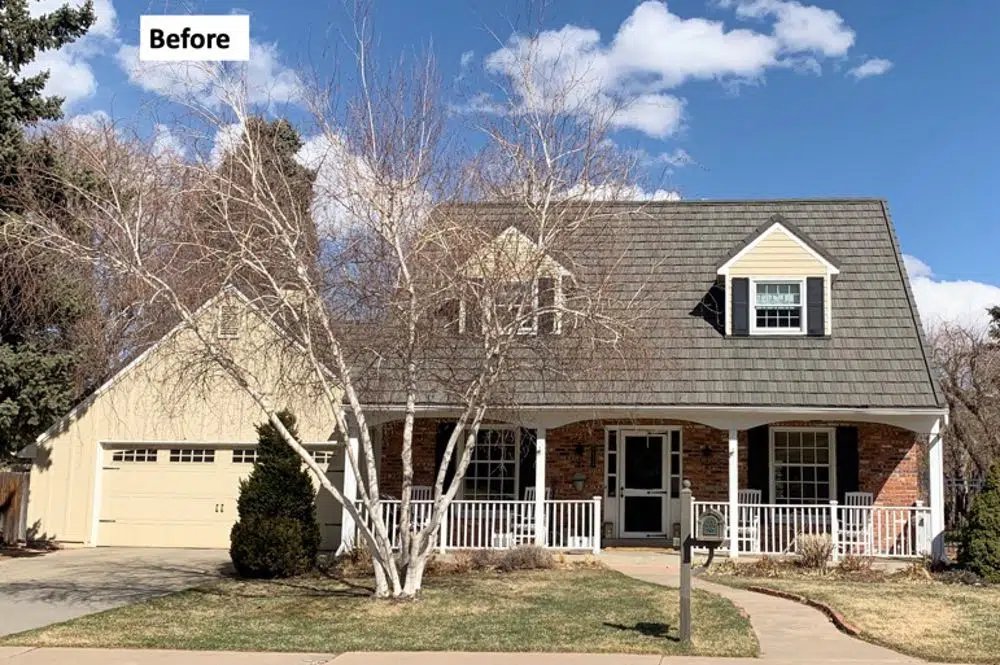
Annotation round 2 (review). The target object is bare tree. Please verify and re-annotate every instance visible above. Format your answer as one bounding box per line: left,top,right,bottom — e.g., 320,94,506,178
4,8,653,597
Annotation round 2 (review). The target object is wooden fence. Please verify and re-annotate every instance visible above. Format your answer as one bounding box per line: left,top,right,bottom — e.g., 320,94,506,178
0,472,30,544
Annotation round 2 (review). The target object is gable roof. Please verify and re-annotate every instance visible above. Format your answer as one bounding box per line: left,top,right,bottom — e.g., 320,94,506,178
361,198,943,410
716,214,840,275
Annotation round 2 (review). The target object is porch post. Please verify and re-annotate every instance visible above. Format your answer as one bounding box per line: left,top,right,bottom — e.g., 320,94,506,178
339,420,360,554
535,427,547,547
728,427,739,560
928,418,945,560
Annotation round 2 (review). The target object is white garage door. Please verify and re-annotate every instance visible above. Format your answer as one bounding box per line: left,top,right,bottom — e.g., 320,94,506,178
98,445,344,549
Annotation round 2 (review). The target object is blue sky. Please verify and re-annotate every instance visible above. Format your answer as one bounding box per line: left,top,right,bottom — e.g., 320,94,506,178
29,0,1000,329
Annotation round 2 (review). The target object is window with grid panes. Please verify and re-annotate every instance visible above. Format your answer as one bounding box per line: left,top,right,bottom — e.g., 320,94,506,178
772,430,833,503
232,448,257,464
753,281,803,332
464,427,518,499
169,448,215,463
607,431,618,498
112,448,158,462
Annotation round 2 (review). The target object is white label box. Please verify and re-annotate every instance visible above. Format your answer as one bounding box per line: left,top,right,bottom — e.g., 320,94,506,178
139,15,250,61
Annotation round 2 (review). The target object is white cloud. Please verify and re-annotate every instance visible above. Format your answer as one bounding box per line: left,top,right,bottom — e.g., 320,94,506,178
116,40,303,109
209,122,245,166
848,57,893,80
19,0,119,109
480,0,865,139
151,124,186,161
64,110,112,133
904,254,1000,333
564,182,681,201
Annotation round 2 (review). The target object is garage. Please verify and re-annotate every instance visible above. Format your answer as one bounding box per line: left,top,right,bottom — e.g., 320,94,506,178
97,444,344,549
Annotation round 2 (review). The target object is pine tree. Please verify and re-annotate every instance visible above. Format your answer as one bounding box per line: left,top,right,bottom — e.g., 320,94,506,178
959,462,1000,582
230,411,321,578
0,0,97,460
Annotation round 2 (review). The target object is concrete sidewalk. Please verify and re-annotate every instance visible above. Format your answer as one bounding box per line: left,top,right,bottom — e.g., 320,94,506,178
0,648,953,665
601,550,918,663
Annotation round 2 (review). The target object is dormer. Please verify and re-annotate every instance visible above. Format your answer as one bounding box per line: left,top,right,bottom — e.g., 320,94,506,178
457,226,572,335
717,216,839,337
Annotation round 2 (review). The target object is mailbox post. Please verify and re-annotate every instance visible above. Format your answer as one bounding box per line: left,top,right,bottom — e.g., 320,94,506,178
679,479,726,644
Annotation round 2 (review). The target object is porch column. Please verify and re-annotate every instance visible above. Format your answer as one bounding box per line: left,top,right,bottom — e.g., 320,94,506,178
928,418,945,560
535,427,547,547
728,427,739,560
339,421,360,554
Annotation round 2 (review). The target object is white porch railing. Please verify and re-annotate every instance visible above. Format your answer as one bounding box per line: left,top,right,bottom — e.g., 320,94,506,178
692,500,932,559
356,497,601,553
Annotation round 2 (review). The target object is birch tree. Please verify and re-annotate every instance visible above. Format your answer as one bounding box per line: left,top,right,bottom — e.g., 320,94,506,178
4,10,654,597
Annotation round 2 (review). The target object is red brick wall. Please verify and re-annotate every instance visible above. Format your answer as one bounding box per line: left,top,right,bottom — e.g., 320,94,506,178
376,418,921,506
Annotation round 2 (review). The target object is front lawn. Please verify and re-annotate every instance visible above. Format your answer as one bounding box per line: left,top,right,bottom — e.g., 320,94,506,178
4,567,757,656
707,571,1000,663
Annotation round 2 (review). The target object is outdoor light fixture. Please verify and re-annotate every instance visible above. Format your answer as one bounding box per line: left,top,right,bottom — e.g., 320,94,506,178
701,444,713,459
572,472,587,492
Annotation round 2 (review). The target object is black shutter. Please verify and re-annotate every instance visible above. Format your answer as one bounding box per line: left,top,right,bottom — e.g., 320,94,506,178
807,277,825,337
434,422,458,492
519,429,537,499
835,426,859,504
747,426,770,502
732,277,750,336
538,278,556,333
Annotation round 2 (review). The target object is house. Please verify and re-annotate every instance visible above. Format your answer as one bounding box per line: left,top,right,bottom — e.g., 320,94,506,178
23,199,947,560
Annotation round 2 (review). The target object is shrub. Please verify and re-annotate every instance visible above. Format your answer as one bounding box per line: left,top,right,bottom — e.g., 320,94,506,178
959,463,1000,583
336,540,376,577
230,411,321,578
469,549,501,570
797,534,833,569
229,516,310,578
836,554,874,574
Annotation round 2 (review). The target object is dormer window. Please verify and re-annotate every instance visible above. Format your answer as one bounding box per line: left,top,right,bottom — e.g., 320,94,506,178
716,216,839,338
753,280,803,333
217,304,241,339
498,279,539,335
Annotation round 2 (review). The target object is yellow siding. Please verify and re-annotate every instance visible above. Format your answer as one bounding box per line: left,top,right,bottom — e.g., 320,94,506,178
27,294,343,547
728,228,828,277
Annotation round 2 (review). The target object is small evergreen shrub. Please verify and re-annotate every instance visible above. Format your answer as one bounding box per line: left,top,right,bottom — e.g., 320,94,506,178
959,463,1000,583
230,516,310,578
230,410,321,578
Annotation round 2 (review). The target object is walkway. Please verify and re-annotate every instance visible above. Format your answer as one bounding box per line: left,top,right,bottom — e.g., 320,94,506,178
601,550,919,663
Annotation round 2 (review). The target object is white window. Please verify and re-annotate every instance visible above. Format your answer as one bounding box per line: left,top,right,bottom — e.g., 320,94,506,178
311,450,335,465
217,304,241,339
112,448,158,463
752,280,804,333
464,427,519,500
169,448,215,463
232,448,257,464
770,429,835,504
495,280,539,335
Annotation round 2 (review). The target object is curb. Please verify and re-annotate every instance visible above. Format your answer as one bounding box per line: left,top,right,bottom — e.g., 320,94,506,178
745,585,862,636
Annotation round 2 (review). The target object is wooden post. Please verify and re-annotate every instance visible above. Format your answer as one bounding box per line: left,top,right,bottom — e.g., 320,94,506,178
591,496,602,555
680,479,693,644
727,428,738,560
534,428,547,547
829,500,840,562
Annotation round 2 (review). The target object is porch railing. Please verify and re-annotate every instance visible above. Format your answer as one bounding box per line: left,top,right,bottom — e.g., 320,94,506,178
356,497,601,554
692,500,932,559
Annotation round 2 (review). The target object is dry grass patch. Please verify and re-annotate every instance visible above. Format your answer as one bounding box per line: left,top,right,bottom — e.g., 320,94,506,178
707,572,1000,663
5,568,757,656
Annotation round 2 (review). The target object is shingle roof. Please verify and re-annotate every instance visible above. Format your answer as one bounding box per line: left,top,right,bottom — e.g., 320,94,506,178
361,199,944,410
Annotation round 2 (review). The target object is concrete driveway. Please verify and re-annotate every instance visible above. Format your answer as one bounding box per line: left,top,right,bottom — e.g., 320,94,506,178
0,548,230,637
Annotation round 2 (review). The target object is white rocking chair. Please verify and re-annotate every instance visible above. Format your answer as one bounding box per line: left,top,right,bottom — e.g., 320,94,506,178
510,486,551,546
840,491,874,556
737,489,762,554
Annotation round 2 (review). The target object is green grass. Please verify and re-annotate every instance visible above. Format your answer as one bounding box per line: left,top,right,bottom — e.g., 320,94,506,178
707,573,1000,663
4,568,757,656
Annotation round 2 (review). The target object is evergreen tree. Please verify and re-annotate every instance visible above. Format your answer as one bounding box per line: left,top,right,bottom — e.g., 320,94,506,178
230,411,321,578
0,0,97,460
959,462,1000,582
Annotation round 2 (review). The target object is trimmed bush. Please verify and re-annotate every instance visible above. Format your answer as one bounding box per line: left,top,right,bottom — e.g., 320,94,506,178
497,545,555,571
797,534,833,569
230,410,321,578
959,463,1000,583
230,516,310,578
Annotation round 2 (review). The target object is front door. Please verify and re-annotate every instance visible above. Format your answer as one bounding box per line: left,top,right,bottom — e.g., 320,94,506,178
619,433,669,537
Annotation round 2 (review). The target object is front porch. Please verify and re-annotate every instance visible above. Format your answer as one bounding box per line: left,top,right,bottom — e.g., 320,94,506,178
347,413,944,561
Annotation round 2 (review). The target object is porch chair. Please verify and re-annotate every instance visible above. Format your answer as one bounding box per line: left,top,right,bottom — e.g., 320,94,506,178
840,491,874,556
737,489,762,554
510,486,552,546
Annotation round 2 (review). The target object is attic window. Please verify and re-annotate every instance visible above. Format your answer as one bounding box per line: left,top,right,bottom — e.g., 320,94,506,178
218,304,241,338
753,280,803,333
